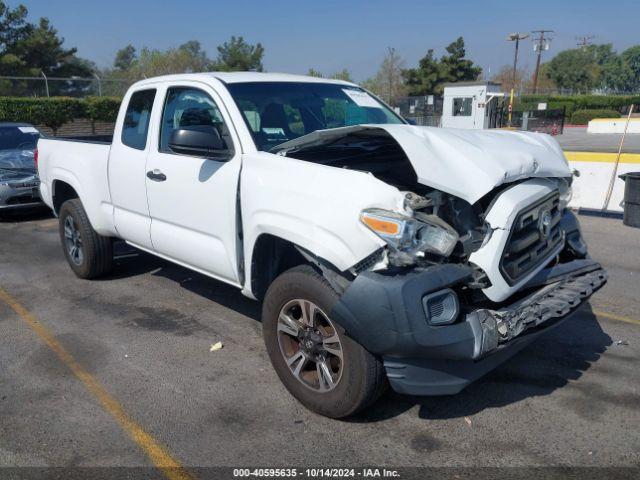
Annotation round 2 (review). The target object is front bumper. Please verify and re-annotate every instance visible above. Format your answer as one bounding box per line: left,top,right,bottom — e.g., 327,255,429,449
331,259,607,396
0,183,43,210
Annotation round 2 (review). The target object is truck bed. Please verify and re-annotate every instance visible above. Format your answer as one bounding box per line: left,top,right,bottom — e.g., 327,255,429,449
45,134,113,144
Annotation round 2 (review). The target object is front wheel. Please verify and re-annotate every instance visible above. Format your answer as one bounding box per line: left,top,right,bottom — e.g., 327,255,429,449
262,265,386,418
58,199,113,279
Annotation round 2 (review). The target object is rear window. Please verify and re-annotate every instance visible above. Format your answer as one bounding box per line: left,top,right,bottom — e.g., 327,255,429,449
121,89,156,150
0,126,39,151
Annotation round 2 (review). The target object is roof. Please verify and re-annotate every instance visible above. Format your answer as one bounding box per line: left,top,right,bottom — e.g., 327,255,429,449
442,81,502,87
0,122,35,128
133,71,357,88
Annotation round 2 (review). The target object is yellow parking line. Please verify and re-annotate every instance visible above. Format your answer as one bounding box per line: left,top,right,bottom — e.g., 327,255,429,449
0,287,194,480
593,309,640,326
564,151,640,164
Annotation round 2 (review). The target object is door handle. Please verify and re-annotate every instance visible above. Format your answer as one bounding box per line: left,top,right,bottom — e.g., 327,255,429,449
146,169,167,182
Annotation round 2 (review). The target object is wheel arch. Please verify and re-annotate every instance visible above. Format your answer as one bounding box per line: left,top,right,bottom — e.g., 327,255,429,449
249,234,309,301
52,179,80,215
249,233,350,301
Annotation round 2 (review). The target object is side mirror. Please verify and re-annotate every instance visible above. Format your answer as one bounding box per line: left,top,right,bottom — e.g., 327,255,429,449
168,126,230,159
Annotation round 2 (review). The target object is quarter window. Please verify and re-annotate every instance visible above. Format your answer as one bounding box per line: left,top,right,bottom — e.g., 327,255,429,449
159,87,231,154
121,89,156,150
452,97,473,117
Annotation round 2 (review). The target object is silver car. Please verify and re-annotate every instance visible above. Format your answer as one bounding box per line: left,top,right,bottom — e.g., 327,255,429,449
0,123,42,212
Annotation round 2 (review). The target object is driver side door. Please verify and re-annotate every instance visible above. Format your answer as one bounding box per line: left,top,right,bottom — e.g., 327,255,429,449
145,83,242,285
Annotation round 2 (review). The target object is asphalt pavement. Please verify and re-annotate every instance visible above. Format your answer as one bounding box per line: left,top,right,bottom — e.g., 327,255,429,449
0,209,638,477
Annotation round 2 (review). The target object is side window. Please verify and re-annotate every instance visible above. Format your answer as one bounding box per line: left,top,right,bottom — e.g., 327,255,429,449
159,87,231,154
452,97,473,117
121,89,156,150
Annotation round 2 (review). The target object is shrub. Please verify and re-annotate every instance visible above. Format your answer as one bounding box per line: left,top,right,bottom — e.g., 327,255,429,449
570,109,620,125
0,96,121,135
518,94,640,115
83,97,121,132
0,97,85,134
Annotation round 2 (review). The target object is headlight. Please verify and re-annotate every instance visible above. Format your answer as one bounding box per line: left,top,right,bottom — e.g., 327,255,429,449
360,208,458,261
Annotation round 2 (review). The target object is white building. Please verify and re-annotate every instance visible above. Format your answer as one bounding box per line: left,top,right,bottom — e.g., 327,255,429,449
441,81,504,130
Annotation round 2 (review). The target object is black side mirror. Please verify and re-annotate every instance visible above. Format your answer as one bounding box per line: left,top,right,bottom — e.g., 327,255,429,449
168,125,231,159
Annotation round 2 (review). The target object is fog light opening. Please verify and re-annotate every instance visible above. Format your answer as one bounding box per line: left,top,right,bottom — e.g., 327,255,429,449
422,289,460,326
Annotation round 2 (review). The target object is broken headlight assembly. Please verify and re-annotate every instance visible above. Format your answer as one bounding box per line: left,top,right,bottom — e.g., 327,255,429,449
360,208,459,265
558,177,573,211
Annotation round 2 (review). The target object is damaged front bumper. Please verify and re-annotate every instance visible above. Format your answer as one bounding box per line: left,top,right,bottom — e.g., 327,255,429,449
331,259,607,396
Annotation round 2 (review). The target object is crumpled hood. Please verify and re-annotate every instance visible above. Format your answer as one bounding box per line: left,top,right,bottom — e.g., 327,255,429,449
274,125,571,204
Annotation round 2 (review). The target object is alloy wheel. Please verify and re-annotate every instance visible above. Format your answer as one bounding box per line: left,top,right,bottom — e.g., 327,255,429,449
276,299,344,392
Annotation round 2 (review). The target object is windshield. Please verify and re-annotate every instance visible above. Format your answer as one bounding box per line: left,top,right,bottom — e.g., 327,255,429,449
0,126,39,173
226,82,404,151
0,125,39,151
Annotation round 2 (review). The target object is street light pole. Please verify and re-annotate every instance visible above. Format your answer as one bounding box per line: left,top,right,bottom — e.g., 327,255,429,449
41,71,50,97
506,33,529,126
93,73,102,97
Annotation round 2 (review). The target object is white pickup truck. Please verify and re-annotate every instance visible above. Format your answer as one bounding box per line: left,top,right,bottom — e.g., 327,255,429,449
38,72,606,418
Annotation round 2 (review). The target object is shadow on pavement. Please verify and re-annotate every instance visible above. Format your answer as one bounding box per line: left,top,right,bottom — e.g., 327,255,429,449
104,251,612,422
105,248,262,320
350,305,611,422
0,206,53,223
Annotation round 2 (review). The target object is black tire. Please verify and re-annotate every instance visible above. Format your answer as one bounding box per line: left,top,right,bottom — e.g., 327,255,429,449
58,198,113,279
262,265,386,418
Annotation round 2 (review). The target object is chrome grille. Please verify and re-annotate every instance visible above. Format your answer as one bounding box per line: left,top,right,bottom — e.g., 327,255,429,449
500,190,563,284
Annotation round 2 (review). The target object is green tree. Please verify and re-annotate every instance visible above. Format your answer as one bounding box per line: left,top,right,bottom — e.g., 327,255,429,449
114,44,136,71
402,38,481,95
546,48,601,92
439,37,482,86
11,17,91,77
523,62,556,93
402,49,439,95
306,68,323,78
124,43,211,79
621,46,640,91
0,2,94,95
0,1,29,52
212,36,264,71
329,69,353,82
601,56,633,92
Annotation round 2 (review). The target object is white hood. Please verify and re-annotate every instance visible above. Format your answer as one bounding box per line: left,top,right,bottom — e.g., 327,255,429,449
274,125,571,204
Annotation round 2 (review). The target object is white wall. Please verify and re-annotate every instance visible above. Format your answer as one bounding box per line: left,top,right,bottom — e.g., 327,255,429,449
567,152,640,212
587,118,640,134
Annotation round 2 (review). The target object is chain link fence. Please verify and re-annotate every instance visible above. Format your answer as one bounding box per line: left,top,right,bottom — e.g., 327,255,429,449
395,95,443,126
0,75,133,98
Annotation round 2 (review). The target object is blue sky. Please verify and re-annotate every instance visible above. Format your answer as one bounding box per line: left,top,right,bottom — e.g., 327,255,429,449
25,0,639,81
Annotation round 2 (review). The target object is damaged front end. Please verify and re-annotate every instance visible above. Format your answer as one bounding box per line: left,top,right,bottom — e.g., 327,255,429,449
276,124,606,396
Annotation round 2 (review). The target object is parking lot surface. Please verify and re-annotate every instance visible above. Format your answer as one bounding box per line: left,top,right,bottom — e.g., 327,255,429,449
556,126,640,153
0,210,639,473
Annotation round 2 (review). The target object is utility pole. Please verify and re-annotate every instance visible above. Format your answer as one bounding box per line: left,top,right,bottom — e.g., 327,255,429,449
506,33,529,126
576,35,595,48
531,30,553,94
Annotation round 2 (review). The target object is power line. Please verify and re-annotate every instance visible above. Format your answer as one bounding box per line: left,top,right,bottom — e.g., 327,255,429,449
531,30,554,94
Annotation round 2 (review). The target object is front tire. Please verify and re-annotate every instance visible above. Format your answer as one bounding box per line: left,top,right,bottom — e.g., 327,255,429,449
262,265,386,418
58,199,113,279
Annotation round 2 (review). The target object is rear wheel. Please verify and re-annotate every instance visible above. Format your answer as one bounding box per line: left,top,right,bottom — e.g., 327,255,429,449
58,199,113,279
262,265,386,418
